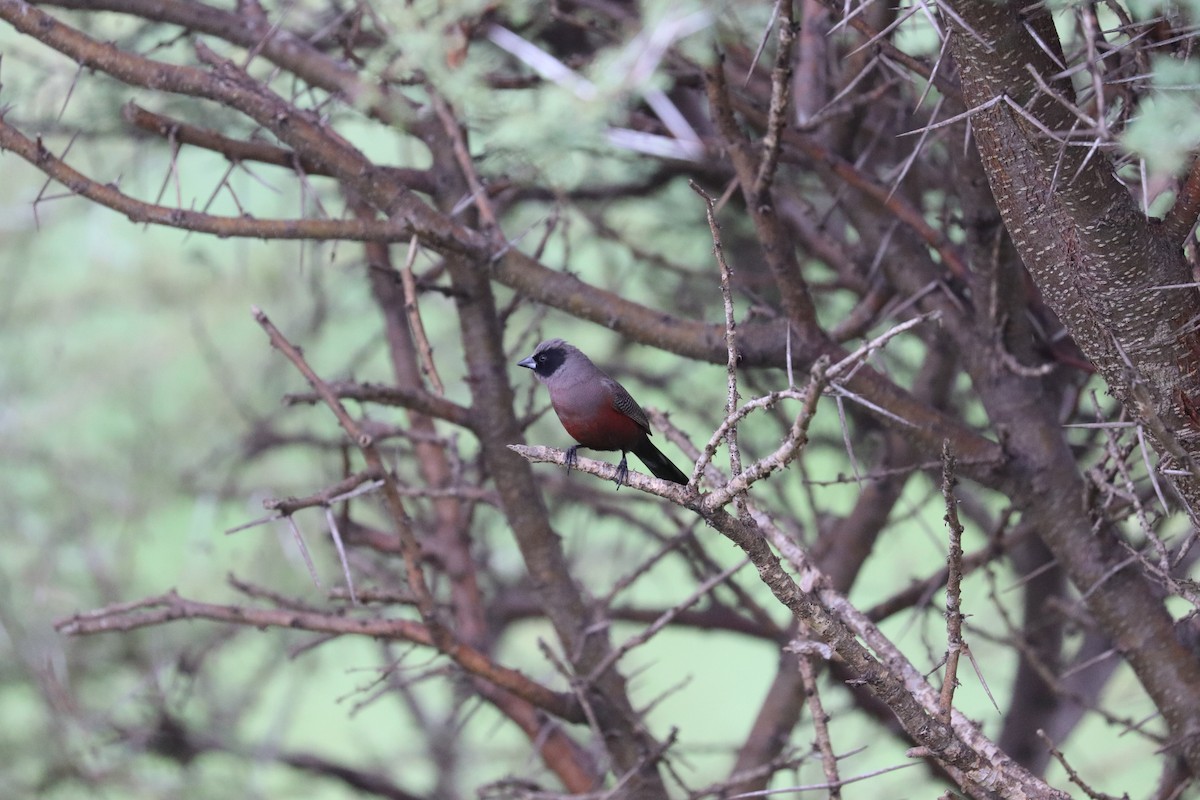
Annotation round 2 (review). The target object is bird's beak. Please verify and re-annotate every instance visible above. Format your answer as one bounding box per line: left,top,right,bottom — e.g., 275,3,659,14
517,355,536,370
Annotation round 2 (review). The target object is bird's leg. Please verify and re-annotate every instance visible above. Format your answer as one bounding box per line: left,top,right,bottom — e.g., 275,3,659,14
565,445,579,475
614,452,629,489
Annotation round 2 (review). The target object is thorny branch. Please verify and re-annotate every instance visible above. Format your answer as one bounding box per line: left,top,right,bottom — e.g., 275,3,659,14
54,590,583,721
8,0,1200,795
938,442,966,725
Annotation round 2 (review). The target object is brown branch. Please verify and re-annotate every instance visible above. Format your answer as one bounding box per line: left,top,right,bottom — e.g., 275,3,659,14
280,752,427,800
247,308,597,747
938,442,966,725
798,655,842,799
508,444,692,503
252,308,431,604
54,591,583,722
261,470,383,517
33,0,415,129
705,48,820,334
0,114,423,244
0,1,482,255
430,93,501,235
780,134,971,282
691,180,745,506
1037,730,1125,800
701,506,1068,799
586,558,750,684
866,513,1019,623
282,381,472,428
122,103,434,192
811,0,957,97
394,237,447,397
753,9,796,197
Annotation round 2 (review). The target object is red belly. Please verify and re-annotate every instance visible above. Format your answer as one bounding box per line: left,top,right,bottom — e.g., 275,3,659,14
557,403,645,452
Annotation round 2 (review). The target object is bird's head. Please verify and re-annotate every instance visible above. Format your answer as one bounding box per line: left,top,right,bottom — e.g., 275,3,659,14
517,338,575,381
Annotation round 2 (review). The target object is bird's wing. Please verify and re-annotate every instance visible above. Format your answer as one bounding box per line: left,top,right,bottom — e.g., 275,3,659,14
605,378,652,433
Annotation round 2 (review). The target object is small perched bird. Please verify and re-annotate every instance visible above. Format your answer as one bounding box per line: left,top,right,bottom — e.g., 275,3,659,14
518,339,690,486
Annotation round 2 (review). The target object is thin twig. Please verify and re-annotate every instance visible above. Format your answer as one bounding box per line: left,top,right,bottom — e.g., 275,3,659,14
1037,730,1126,800
54,590,582,720
753,8,796,196
508,444,692,500
702,358,829,511
398,235,446,395
431,92,502,236
798,656,841,798
726,761,919,798
938,441,965,725
691,180,744,507
586,557,749,684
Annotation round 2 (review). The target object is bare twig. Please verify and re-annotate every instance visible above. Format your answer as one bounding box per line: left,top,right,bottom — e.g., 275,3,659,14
753,7,796,196
431,92,502,235
54,590,582,720
726,761,919,798
0,115,432,243
586,557,750,684
1037,730,1126,800
507,444,692,501
798,656,841,798
702,358,828,511
691,180,744,507
397,235,446,396
938,441,966,724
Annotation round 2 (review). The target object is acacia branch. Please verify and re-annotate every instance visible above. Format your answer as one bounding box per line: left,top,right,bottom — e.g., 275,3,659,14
282,381,472,428
944,0,1200,503
0,0,481,255
0,0,1006,488
938,443,966,724
705,48,819,333
55,591,583,721
946,0,1200,775
122,103,435,192
246,308,599,742
508,445,693,503
704,507,1067,799
32,0,410,127
0,115,420,243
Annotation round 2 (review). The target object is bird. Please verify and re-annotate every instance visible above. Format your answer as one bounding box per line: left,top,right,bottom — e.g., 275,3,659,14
517,339,690,487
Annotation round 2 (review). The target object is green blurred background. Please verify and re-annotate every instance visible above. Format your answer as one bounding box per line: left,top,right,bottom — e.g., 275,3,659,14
1,1,1188,796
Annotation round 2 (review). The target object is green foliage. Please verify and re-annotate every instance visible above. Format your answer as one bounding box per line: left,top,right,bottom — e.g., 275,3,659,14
1126,0,1200,21
1123,58,1200,177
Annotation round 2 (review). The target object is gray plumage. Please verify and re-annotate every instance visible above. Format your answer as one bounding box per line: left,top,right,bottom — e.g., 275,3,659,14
517,339,689,486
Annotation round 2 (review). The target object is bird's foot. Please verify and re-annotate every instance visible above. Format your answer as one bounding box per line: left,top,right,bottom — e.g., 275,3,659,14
614,454,629,489
565,445,579,475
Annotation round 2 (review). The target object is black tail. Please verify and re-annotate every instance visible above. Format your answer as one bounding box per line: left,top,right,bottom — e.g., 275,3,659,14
633,439,690,485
